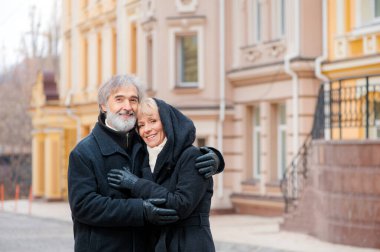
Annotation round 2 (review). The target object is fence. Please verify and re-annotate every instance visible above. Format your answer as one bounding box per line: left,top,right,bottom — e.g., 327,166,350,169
281,74,380,212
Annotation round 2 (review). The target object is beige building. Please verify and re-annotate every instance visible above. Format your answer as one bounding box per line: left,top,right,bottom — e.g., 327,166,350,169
31,0,323,214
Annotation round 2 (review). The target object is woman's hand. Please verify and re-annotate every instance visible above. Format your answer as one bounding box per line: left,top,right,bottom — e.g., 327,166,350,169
107,166,139,190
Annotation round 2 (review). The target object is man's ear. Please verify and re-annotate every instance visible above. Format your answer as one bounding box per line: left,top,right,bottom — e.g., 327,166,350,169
100,104,107,113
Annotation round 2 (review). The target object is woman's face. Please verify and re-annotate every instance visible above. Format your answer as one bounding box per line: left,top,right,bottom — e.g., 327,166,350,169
137,109,166,148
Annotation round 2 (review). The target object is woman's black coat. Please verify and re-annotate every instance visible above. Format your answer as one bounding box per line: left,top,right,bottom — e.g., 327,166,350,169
131,98,215,252
68,120,149,252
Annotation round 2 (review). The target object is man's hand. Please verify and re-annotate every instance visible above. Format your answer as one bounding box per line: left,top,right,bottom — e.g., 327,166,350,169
195,147,220,179
107,166,139,190
143,198,179,225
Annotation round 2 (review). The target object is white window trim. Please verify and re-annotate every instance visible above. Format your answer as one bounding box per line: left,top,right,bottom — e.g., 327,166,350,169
336,0,345,36
271,0,285,39
372,0,380,20
353,0,380,33
277,124,287,180
143,30,157,91
169,26,204,89
253,107,261,179
250,0,262,44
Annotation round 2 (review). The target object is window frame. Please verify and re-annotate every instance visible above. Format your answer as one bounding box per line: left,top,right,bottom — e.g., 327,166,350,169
169,25,204,90
176,33,199,88
252,106,261,179
277,103,287,180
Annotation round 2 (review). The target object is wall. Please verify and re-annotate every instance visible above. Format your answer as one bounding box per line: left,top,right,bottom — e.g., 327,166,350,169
282,140,380,249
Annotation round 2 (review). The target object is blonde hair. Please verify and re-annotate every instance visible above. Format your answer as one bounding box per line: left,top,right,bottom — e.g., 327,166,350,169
137,97,158,118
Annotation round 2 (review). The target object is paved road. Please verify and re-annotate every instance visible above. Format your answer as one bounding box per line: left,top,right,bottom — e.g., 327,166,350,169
0,211,290,252
0,212,73,252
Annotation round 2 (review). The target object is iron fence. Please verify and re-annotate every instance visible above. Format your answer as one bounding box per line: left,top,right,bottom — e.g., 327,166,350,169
281,74,380,212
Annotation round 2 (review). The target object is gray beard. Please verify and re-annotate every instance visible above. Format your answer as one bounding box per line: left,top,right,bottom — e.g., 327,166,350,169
106,111,136,132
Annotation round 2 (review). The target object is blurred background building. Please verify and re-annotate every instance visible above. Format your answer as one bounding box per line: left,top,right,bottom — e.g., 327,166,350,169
28,0,380,248
30,0,323,212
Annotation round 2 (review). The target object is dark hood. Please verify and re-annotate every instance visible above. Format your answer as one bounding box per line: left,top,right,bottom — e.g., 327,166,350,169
153,98,196,174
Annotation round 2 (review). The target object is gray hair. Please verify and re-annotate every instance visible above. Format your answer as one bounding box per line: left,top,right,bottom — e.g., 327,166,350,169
97,74,145,112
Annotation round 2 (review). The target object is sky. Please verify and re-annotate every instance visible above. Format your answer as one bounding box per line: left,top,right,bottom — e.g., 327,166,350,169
0,0,58,71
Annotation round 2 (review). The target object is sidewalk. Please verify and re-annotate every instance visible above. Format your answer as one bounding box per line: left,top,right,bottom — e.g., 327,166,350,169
2,199,379,252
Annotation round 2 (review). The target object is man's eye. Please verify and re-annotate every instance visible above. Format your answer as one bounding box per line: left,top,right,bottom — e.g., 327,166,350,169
130,98,138,103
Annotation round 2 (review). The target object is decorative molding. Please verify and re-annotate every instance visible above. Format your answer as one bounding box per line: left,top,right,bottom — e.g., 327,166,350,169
141,17,156,32
266,43,286,58
166,15,206,27
363,35,377,55
244,49,261,62
175,0,198,13
334,38,347,59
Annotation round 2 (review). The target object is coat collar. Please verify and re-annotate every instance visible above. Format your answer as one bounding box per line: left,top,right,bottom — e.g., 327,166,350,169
92,123,131,156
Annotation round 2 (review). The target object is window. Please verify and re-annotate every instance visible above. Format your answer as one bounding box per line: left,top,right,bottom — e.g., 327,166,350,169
356,0,380,28
276,0,286,37
272,0,286,39
249,0,263,43
375,101,380,137
253,106,261,178
254,0,263,42
83,37,88,89
112,29,117,75
176,34,198,87
97,33,102,85
375,0,380,18
130,23,137,74
196,137,206,147
277,104,287,180
146,35,153,91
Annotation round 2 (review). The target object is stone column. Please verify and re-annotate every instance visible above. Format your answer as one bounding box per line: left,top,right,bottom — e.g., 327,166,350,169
32,130,45,198
43,129,63,200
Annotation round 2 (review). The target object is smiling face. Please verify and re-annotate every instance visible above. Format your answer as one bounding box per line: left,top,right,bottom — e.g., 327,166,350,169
101,85,139,132
137,98,166,148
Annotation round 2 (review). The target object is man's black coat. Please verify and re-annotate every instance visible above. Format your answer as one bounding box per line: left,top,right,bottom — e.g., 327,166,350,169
68,117,149,252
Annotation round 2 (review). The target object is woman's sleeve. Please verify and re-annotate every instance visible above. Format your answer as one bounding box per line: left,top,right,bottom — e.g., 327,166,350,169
131,148,211,219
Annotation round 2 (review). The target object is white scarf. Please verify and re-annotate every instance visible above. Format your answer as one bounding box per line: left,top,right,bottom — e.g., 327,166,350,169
147,138,167,172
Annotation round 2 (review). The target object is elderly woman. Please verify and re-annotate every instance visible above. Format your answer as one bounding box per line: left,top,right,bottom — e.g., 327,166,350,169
108,98,215,252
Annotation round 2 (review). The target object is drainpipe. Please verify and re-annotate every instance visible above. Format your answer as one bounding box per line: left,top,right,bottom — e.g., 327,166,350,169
315,0,328,83
284,0,300,160
217,0,225,198
314,0,330,140
65,89,82,143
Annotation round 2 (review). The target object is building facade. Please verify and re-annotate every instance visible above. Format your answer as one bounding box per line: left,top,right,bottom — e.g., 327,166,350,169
321,0,380,140
30,0,323,214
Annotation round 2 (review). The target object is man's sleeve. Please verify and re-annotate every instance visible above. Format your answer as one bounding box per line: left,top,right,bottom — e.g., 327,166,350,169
68,150,145,227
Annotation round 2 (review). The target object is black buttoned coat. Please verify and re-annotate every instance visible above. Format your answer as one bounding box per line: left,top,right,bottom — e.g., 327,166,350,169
130,99,215,252
68,122,149,252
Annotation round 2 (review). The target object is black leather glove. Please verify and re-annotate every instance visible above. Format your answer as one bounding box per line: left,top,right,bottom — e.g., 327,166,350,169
143,198,179,225
107,166,139,190
195,147,220,179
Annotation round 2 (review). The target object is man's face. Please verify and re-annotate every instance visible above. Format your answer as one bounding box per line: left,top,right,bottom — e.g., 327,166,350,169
101,85,139,132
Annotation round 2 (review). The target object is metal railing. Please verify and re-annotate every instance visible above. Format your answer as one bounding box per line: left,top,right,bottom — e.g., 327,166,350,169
281,74,380,212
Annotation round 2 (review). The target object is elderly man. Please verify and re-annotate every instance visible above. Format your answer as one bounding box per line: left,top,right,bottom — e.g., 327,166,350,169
68,75,224,252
